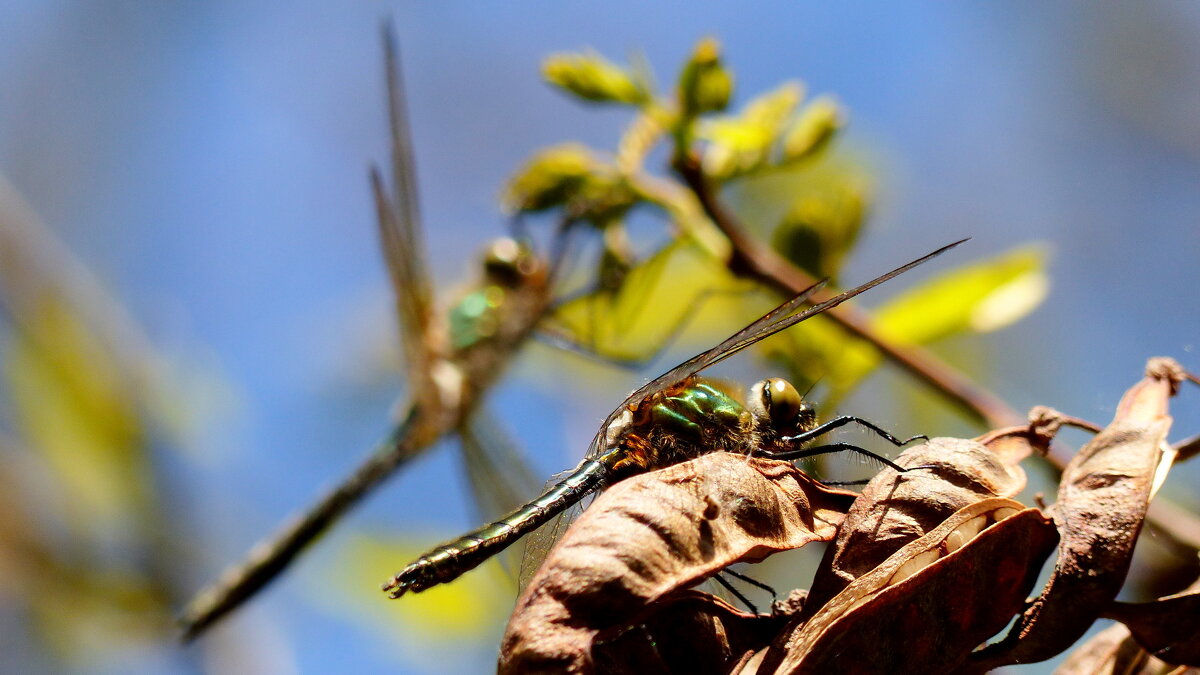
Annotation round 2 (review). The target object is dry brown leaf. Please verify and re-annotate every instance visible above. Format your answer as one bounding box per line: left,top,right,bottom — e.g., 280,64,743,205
801,432,1032,610
969,358,1185,670
748,500,1057,674
499,453,855,674
589,590,799,675
1054,622,1185,675
1104,585,1200,666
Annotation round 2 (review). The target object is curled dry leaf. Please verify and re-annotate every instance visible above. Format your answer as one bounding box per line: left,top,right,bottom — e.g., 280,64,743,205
499,453,855,674
750,500,1058,674
969,358,1185,670
801,431,1034,609
1053,621,1188,675
590,590,799,675
1103,584,1200,666
736,418,1056,673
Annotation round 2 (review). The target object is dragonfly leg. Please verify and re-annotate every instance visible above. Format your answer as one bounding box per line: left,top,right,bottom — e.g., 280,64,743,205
816,476,874,487
714,573,759,615
762,442,908,473
723,567,777,601
781,415,927,448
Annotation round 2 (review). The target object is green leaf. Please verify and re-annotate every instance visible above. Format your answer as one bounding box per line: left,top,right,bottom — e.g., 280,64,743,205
501,143,600,213
543,238,749,364
701,82,803,179
782,96,844,162
874,246,1050,345
313,533,513,644
543,51,649,106
678,37,733,118
772,168,871,281
760,246,1049,403
4,297,152,529
502,144,639,225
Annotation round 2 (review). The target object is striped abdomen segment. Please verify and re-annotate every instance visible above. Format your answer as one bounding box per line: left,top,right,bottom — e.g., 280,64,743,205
384,459,609,597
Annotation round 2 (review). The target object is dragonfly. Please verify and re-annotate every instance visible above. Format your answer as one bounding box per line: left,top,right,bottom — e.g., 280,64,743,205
383,238,966,598
177,30,555,640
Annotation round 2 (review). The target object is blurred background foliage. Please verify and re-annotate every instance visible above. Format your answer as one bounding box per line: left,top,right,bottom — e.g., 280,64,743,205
0,3,1198,674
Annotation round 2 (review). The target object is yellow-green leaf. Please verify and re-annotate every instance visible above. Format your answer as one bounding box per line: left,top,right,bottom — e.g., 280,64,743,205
782,96,844,162
543,238,749,365
3,297,152,529
758,247,1048,403
874,246,1050,345
678,37,733,118
702,82,803,179
543,51,648,106
772,169,871,281
501,143,598,213
313,533,513,646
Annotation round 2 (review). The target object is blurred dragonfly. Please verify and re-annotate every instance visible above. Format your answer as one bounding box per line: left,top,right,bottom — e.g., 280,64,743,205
179,29,559,639
383,238,965,598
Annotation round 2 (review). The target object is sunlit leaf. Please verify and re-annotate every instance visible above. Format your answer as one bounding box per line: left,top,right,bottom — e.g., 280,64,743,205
781,96,844,162
501,143,598,213
677,37,732,118
761,247,1048,403
874,246,1049,344
772,169,870,281
702,82,803,179
316,533,512,643
543,51,649,106
729,149,875,244
3,297,151,529
502,144,639,226
543,238,750,364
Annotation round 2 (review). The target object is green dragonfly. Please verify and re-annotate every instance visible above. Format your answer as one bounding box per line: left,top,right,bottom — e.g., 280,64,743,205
383,238,965,598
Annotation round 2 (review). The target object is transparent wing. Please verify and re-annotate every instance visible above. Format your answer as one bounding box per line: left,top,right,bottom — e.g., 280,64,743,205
373,29,437,405
516,481,591,591
582,238,967,460
457,408,542,581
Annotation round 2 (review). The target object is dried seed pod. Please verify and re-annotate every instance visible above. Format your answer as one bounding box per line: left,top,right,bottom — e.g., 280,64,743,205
969,358,1185,670
802,432,1032,609
499,453,855,674
1054,622,1168,675
1103,585,1200,666
750,500,1057,674
589,590,798,675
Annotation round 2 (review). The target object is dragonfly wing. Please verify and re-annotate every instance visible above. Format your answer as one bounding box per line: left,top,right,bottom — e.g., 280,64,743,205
516,482,590,591
458,409,543,581
698,239,969,373
374,29,438,404
582,239,966,460
580,278,827,460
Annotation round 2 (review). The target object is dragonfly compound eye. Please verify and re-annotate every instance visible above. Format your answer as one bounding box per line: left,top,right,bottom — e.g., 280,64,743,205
483,237,538,285
751,378,809,431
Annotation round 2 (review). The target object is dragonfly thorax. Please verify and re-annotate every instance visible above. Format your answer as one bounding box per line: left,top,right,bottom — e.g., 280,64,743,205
600,378,751,472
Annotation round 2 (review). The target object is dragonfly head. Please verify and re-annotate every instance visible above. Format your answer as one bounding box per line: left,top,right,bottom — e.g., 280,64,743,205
748,378,817,439
482,237,543,287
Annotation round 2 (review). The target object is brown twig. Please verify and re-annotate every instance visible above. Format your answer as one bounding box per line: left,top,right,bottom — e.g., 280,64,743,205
673,154,1022,429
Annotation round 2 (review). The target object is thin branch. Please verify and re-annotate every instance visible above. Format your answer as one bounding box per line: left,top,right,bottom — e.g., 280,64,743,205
179,412,426,639
673,154,1023,429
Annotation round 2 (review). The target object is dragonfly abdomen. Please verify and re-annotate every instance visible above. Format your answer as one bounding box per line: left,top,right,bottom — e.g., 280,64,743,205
384,458,610,598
